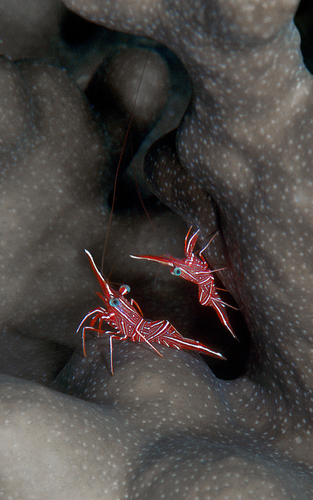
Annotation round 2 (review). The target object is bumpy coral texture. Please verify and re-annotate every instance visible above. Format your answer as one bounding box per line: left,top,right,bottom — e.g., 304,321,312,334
0,0,66,59
0,0,313,498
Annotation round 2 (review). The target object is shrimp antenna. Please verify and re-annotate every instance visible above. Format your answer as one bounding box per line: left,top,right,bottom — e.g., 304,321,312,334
101,50,151,274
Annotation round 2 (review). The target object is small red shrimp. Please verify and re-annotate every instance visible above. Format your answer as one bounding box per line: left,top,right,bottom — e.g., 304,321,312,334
131,227,238,339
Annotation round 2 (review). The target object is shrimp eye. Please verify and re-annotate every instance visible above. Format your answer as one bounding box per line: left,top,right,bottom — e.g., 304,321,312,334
109,298,120,307
119,284,130,295
172,267,182,276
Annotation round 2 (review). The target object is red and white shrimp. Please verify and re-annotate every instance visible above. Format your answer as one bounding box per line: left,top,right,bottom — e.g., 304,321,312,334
77,249,225,375
131,227,237,339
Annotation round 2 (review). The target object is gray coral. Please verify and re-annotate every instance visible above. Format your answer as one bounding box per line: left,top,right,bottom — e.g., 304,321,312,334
0,0,313,498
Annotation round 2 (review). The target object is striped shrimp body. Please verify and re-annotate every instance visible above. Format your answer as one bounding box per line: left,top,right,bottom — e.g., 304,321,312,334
131,227,237,340
77,250,225,375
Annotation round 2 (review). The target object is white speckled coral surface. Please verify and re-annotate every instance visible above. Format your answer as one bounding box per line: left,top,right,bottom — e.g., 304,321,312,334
0,0,313,498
